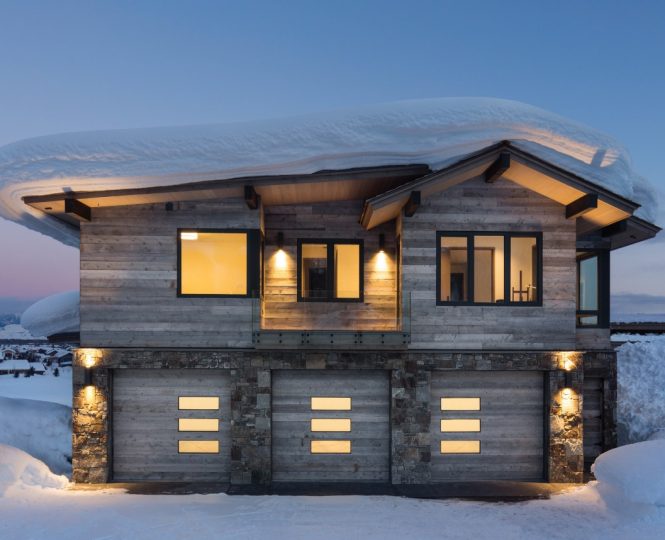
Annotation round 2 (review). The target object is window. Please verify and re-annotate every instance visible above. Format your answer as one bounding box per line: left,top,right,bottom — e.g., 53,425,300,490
437,232,541,305
297,240,363,301
177,229,260,297
576,250,609,327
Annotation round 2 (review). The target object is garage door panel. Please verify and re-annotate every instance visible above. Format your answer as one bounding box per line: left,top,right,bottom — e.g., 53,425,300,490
431,371,545,482
113,369,231,482
272,370,390,483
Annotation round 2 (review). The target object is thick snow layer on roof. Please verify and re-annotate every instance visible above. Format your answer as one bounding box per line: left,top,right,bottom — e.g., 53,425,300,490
0,97,657,246
20,291,79,338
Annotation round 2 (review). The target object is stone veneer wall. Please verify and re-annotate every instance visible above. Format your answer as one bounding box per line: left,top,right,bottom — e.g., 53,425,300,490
73,349,615,485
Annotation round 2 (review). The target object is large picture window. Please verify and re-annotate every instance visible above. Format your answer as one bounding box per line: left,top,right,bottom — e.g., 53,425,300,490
297,239,363,302
437,232,542,306
178,229,259,297
576,250,609,327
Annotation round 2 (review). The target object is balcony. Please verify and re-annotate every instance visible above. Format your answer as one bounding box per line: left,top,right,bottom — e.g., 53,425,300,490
251,294,411,349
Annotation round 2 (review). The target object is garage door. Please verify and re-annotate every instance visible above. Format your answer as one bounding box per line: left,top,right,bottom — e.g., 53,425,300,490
272,370,390,482
431,371,545,481
113,369,231,482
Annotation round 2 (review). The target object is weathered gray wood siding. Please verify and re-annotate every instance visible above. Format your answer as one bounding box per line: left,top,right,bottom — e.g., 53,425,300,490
262,201,398,331
80,199,260,348
576,328,612,349
402,177,577,350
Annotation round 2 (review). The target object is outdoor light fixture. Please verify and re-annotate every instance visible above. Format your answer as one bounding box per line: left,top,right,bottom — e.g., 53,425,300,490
277,232,284,249
165,202,174,211
84,365,93,386
378,233,386,252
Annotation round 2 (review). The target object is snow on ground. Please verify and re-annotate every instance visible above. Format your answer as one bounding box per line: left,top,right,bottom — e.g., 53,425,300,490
0,97,657,246
20,291,79,338
616,339,665,444
0,367,72,406
0,396,71,475
0,463,664,540
0,323,44,340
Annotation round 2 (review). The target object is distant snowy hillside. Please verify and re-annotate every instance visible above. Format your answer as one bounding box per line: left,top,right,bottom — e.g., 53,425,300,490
0,97,657,246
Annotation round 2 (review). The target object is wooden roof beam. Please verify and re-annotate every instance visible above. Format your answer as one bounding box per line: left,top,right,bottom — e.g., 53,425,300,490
484,151,511,183
244,185,260,210
64,198,91,221
404,190,421,217
566,193,598,219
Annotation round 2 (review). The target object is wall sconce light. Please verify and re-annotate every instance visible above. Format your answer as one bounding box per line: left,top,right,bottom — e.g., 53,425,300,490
165,202,174,211
277,232,284,249
84,366,94,386
564,370,573,388
378,233,385,252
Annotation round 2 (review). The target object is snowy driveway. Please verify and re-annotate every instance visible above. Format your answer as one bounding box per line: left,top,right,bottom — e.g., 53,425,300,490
2,484,665,540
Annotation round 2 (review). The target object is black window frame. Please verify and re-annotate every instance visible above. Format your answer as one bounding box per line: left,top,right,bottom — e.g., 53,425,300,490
576,249,610,328
436,231,543,307
296,238,364,303
177,228,261,298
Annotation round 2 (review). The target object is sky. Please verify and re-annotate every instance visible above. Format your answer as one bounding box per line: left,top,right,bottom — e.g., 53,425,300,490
0,0,663,304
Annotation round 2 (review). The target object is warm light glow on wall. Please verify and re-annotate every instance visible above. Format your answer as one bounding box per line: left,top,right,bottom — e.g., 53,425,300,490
78,349,99,368
373,251,389,272
561,388,579,414
558,351,577,371
84,385,95,402
274,248,288,270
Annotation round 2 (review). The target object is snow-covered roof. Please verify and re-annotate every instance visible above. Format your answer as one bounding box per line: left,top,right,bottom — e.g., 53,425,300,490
20,292,79,339
0,359,32,371
0,97,657,247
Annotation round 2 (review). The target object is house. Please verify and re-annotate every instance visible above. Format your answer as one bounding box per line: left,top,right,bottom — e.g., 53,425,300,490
10,100,660,487
0,359,39,375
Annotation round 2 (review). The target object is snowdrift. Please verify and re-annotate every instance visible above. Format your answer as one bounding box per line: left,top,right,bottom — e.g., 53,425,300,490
616,339,665,444
0,396,72,475
0,97,657,247
592,440,665,507
21,290,79,338
0,444,68,496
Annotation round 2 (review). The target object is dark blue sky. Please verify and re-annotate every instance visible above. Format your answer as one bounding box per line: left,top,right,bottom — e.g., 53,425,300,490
1,0,663,299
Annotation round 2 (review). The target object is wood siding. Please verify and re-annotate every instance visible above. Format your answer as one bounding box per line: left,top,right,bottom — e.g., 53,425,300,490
80,199,260,348
402,177,577,350
112,369,232,482
430,370,545,481
262,201,398,331
272,370,390,482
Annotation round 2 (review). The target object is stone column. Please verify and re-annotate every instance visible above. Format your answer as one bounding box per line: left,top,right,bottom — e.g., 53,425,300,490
391,358,431,484
72,349,111,483
230,361,272,485
548,364,584,483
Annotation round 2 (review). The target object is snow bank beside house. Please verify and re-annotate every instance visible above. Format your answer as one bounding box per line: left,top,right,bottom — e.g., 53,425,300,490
592,440,665,507
616,339,665,444
0,396,71,475
0,97,658,246
21,290,79,338
0,444,68,496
